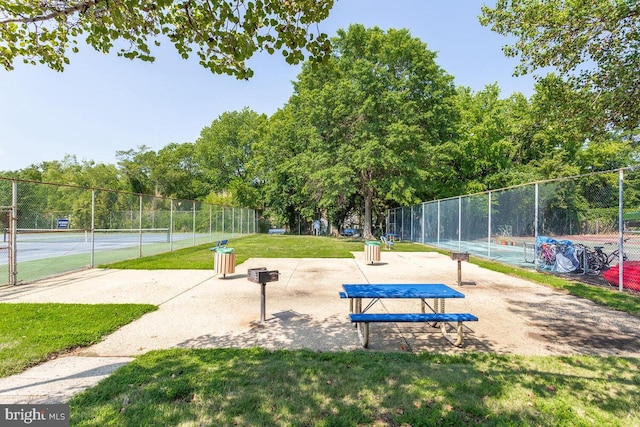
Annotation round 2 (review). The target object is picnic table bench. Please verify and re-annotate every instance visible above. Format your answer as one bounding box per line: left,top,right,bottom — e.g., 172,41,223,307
380,235,395,250
268,228,286,235
340,284,478,348
209,239,229,251
386,233,399,241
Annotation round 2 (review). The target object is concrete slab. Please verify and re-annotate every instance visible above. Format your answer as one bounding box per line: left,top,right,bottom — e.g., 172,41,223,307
0,250,639,403
0,357,132,404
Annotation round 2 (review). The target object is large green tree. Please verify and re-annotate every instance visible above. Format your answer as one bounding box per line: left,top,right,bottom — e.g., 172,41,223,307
449,74,636,192
453,84,516,193
505,74,636,181
480,0,640,130
252,105,319,228
153,142,209,200
116,145,157,194
194,108,266,206
284,24,458,237
0,0,333,78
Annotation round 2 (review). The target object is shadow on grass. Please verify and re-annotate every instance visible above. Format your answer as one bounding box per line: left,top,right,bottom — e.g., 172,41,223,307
69,348,640,426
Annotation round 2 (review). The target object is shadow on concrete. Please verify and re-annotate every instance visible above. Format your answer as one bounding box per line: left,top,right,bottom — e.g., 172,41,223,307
176,309,496,354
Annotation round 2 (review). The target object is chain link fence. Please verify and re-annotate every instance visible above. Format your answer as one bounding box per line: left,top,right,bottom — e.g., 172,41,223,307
387,168,640,292
0,178,257,285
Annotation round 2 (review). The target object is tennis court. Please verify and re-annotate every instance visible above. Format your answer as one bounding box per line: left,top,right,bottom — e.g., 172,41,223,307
427,238,535,268
2,229,172,262
0,229,218,285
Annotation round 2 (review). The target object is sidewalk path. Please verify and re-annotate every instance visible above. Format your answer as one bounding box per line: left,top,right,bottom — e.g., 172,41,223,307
1,251,639,403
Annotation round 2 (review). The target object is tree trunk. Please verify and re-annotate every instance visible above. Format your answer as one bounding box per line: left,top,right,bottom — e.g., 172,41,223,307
363,187,374,240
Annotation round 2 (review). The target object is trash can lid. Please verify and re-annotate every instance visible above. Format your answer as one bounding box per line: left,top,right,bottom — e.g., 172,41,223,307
365,241,381,246
216,247,235,253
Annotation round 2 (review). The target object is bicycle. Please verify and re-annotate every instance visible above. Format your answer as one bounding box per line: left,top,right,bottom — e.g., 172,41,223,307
600,239,630,266
573,238,630,275
536,242,557,270
536,241,576,271
607,248,628,265
574,244,606,275
589,246,610,271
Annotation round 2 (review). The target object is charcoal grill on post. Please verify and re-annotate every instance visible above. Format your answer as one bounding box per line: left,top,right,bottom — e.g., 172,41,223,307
247,267,280,322
450,251,470,286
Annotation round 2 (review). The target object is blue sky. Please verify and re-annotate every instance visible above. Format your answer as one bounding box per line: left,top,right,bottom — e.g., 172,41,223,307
0,0,537,172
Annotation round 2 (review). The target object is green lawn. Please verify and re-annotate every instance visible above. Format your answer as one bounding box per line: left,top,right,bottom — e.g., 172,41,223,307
69,348,639,426
0,303,156,377
102,234,426,269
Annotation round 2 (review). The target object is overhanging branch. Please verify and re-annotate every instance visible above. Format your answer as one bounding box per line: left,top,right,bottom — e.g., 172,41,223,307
0,0,106,25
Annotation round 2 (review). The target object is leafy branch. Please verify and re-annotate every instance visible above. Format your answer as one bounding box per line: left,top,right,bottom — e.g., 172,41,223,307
0,0,334,78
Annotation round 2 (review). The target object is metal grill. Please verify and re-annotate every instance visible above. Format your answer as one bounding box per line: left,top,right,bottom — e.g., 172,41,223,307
247,267,280,283
247,267,280,323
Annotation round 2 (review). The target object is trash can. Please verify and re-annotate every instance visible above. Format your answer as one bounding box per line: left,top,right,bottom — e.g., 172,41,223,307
364,241,381,264
214,247,236,278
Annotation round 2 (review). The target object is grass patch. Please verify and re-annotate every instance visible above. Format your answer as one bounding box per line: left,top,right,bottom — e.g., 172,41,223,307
69,348,640,426
469,256,640,318
102,234,427,269
0,303,156,377
402,244,640,317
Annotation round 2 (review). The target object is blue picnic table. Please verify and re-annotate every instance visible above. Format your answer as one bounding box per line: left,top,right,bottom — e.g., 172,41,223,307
340,283,477,347
342,283,463,299
385,232,399,241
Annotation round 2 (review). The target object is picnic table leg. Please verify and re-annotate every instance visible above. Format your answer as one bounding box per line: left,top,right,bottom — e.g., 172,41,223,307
422,298,445,327
353,298,361,328
440,321,464,347
433,298,443,314
431,298,445,327
357,322,370,348
352,298,369,347
420,298,443,315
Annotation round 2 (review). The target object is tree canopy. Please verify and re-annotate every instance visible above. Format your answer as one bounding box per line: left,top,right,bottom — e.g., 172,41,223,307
0,0,333,78
194,108,266,206
263,24,458,237
3,15,640,235
480,0,640,130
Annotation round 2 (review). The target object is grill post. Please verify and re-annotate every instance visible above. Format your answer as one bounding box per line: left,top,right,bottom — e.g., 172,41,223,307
260,282,266,322
247,267,280,322
450,252,470,286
